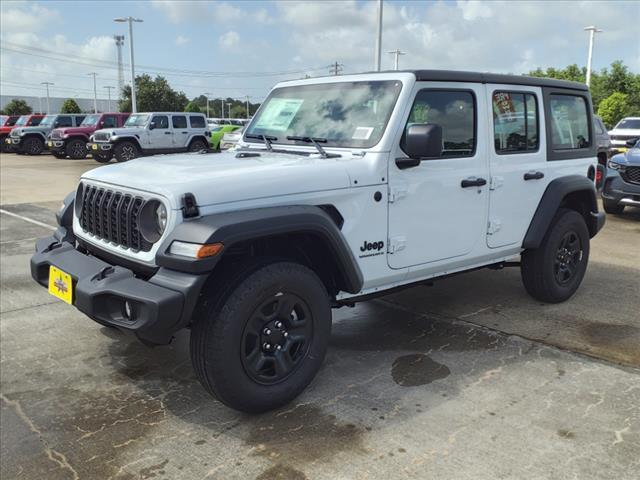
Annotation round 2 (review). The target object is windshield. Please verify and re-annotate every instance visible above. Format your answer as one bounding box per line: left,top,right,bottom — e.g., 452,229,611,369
245,80,403,149
81,114,101,126
124,114,150,127
15,116,29,126
38,115,57,126
615,119,640,129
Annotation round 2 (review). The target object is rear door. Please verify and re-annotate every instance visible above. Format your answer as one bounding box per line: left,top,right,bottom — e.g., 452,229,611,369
172,115,189,147
486,86,548,248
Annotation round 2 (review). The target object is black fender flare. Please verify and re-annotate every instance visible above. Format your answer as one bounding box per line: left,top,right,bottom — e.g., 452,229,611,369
113,136,142,151
156,205,364,294
522,175,604,249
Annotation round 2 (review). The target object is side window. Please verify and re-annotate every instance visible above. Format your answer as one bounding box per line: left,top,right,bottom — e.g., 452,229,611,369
102,115,117,128
402,90,476,157
152,115,169,129
189,115,205,128
549,95,590,150
29,117,43,126
57,116,73,127
492,91,539,153
74,115,85,126
172,115,187,129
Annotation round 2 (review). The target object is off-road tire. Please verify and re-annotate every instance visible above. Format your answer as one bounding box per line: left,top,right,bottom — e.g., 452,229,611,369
188,138,208,152
23,136,44,155
521,208,590,303
52,152,67,159
190,260,331,413
114,141,139,162
602,198,624,214
65,138,87,159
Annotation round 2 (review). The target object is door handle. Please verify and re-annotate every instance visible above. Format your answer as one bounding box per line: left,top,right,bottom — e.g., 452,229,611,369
524,171,544,180
164,131,172,135
182,131,188,134
461,177,487,188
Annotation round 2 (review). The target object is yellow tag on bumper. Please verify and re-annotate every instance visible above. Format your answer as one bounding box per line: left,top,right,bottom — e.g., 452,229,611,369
92,144,98,150
48,265,73,304
48,141,53,147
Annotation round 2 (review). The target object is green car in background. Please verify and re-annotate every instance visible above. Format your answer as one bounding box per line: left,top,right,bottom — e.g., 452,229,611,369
210,124,242,150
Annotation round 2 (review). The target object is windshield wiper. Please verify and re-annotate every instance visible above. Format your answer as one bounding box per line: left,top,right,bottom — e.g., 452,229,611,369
245,133,276,151
286,136,340,158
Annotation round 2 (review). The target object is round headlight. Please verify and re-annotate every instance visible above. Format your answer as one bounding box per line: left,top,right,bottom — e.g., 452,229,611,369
139,200,167,244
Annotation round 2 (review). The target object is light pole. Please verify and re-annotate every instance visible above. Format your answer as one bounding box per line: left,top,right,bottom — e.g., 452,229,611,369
104,86,115,112
88,73,98,113
221,98,224,119
114,16,143,112
245,95,250,119
41,82,53,113
584,26,603,87
375,0,383,71
204,92,211,118
227,103,232,119
387,49,406,70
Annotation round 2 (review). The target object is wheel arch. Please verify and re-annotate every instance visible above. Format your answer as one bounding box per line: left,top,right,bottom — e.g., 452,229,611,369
112,136,142,150
187,135,210,149
156,205,363,296
523,175,604,249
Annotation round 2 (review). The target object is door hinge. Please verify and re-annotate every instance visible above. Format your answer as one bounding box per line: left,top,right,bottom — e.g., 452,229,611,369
388,236,406,253
490,176,504,190
487,220,502,235
388,186,407,203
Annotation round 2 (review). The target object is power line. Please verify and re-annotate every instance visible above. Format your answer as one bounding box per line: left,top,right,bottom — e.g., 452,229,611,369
328,62,344,76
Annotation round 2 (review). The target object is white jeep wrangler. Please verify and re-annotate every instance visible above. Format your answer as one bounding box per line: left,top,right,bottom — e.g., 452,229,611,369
32,71,604,412
87,112,210,163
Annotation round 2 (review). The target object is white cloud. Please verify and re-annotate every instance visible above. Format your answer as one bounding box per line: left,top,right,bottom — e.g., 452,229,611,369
456,1,493,21
219,31,240,49
175,35,190,46
150,0,211,24
0,3,61,32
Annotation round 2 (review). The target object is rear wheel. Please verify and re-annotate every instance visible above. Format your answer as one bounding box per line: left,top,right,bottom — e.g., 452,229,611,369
22,136,44,155
521,208,590,303
603,198,624,214
190,261,331,413
65,138,87,159
114,141,139,162
188,138,208,152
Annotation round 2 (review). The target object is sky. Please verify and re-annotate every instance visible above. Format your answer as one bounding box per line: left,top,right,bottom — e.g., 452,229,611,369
1,0,639,103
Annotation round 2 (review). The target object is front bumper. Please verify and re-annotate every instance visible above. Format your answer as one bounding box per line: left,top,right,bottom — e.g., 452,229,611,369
5,137,21,151
602,170,640,207
86,141,113,152
31,231,207,344
47,139,66,153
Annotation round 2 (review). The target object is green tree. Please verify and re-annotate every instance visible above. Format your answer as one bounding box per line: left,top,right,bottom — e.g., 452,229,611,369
184,101,201,113
119,75,189,112
230,104,247,119
60,98,81,113
4,99,32,115
597,92,631,128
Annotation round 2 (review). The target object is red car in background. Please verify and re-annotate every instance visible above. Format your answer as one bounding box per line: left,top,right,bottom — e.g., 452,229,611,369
1,114,45,152
47,112,130,159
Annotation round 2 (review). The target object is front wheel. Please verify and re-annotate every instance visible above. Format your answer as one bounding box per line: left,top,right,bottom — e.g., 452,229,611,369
65,138,87,159
22,136,44,155
114,141,139,162
521,208,590,303
190,261,331,413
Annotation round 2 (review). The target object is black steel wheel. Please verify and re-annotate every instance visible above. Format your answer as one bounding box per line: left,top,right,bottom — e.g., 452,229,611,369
521,208,590,303
190,261,331,413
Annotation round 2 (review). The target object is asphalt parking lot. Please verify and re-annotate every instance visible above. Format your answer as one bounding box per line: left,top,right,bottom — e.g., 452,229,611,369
1,152,639,480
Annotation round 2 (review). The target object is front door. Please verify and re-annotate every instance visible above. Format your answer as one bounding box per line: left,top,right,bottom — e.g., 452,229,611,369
147,115,173,149
388,84,489,269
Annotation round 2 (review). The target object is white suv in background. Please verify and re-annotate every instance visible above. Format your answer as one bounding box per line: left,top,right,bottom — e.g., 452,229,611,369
87,112,210,163
608,117,640,152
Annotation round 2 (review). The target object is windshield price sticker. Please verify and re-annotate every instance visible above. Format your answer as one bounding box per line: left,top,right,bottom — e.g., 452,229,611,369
254,98,304,132
352,126,374,140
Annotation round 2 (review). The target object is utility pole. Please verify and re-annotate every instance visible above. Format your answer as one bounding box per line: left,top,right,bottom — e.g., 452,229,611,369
114,35,125,97
375,0,383,71
329,62,344,76
245,95,250,119
204,92,211,118
221,99,224,119
104,86,115,112
114,17,143,112
227,103,232,119
38,97,42,114
41,82,53,113
387,49,406,70
88,73,98,113
584,26,602,87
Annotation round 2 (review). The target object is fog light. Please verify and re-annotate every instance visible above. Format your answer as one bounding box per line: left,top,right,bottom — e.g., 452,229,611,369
123,300,133,320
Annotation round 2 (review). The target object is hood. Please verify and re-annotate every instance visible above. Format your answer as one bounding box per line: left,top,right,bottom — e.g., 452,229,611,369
82,150,354,209
611,148,640,166
608,128,640,136
12,125,49,135
96,126,145,137
53,126,95,136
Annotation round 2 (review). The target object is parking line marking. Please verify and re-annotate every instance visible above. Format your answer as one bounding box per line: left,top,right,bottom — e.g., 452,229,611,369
0,208,56,231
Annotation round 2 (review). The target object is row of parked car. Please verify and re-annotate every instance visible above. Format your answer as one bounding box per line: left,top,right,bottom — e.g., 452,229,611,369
0,112,246,162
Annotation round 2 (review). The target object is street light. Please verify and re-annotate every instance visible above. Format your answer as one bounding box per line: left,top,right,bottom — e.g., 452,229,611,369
584,26,603,87
41,82,53,113
387,49,406,70
375,0,383,71
245,95,250,119
204,92,211,118
88,73,98,113
114,16,143,112
104,86,115,112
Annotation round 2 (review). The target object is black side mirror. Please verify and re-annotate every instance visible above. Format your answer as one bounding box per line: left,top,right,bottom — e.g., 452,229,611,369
396,124,443,169
149,122,156,130
625,138,639,148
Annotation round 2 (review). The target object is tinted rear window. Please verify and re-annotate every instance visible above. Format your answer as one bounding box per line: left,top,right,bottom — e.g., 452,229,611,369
549,95,590,150
189,116,205,128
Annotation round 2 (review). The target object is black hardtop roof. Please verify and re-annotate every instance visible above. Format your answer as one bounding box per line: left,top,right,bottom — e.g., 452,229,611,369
406,69,588,91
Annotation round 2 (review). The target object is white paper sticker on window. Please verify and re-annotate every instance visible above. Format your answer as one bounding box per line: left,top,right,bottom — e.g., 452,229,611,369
253,98,304,132
352,127,374,140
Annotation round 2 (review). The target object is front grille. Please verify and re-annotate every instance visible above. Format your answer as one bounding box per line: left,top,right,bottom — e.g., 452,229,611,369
79,184,152,252
94,132,110,141
50,131,63,140
621,166,640,185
